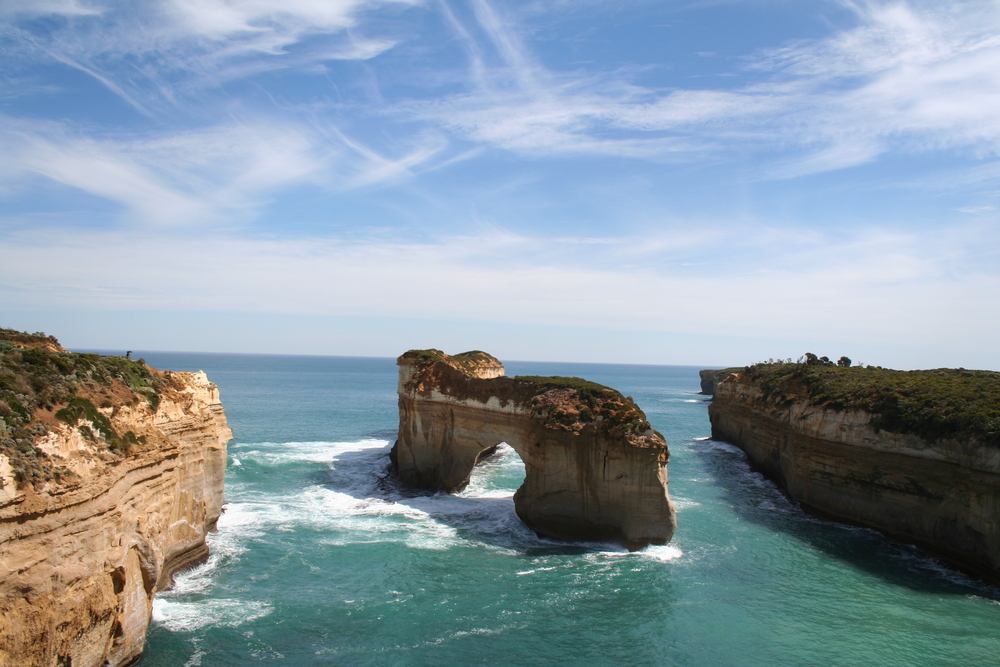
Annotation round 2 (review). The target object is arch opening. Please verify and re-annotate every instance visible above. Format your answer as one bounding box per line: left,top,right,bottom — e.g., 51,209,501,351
464,442,526,498
390,349,677,549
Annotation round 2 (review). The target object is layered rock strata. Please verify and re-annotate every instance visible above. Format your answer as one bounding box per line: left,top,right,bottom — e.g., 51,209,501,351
390,350,676,549
0,337,231,667
709,370,1000,582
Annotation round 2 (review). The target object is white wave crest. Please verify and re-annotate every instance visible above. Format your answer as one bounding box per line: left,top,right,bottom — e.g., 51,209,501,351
151,598,271,633
641,545,684,561
157,436,682,639
671,496,701,510
233,438,391,466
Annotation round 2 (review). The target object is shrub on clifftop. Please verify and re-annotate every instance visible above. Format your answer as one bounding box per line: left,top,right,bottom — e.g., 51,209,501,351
511,376,655,437
0,328,171,488
742,357,1000,447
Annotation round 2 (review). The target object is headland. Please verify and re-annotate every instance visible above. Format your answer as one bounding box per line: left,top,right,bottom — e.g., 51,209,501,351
707,354,1000,582
0,329,231,667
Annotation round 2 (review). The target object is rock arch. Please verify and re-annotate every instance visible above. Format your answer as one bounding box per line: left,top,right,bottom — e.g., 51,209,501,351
389,350,676,550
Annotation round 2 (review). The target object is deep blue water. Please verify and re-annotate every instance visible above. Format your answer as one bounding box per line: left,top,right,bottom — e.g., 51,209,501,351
101,352,1000,666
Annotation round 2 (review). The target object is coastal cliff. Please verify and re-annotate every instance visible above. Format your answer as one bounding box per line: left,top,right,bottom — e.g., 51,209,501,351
391,350,676,549
0,330,231,667
699,367,742,395
709,358,1000,582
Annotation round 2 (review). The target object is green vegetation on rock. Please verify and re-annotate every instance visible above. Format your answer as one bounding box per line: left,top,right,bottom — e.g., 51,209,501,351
513,375,612,395
405,348,448,365
743,355,1000,446
514,375,654,436
0,327,60,350
448,350,499,373
0,329,167,487
400,349,659,440
404,349,502,375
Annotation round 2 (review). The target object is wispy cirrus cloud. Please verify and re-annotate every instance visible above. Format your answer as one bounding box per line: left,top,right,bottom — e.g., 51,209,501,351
3,0,999,229
749,1,1000,171
2,0,414,115
0,0,442,222
0,119,327,225
412,0,1000,173
3,0,998,367
0,116,448,225
0,0,101,17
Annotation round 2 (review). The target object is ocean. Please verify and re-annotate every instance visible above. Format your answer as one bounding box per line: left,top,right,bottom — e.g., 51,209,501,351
113,352,1000,666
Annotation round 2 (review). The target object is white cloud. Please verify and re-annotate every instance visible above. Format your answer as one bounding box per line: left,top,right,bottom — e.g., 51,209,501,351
752,1,1000,157
0,0,100,17
0,114,456,224
1,120,318,225
764,140,883,179
407,0,1000,172
1,220,996,356
166,0,381,39
2,0,413,114
8,0,1000,176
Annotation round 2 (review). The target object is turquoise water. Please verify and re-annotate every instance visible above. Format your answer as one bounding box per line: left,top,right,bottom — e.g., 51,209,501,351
119,353,1000,666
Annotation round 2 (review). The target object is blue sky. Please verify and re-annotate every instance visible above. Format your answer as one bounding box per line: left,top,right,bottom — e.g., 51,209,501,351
1,0,998,369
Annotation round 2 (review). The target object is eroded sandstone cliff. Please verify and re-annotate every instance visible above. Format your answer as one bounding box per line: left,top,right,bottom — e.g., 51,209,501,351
0,331,231,667
709,361,1000,582
390,349,676,549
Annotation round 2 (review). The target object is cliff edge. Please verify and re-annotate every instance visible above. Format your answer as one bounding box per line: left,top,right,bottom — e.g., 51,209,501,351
390,349,676,549
709,357,1000,582
0,330,231,667
699,367,742,395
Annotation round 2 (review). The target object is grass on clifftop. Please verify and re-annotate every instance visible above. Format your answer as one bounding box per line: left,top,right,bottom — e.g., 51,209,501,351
403,349,501,374
514,375,655,436
513,375,612,395
0,327,61,350
0,329,165,487
743,356,1000,446
401,349,659,439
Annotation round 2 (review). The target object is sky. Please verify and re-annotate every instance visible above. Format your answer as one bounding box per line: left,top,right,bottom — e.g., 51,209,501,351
1,0,998,369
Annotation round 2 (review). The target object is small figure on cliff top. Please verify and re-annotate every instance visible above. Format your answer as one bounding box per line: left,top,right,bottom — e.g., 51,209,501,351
126,350,132,360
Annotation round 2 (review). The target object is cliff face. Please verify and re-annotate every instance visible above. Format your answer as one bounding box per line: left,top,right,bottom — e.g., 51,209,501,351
391,350,676,550
0,335,231,667
699,370,719,395
710,372,1000,582
699,368,742,395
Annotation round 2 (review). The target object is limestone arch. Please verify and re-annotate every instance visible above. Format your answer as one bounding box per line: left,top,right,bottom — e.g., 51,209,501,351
390,350,676,550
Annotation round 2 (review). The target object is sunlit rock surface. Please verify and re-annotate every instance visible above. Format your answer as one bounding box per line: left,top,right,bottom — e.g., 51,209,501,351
0,338,231,667
710,369,1000,583
390,350,676,550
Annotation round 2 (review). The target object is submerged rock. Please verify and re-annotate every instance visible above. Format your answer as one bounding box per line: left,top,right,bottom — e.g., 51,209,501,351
390,349,676,549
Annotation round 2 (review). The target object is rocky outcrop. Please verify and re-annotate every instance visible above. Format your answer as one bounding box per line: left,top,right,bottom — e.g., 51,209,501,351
709,369,1000,582
0,337,231,667
699,370,715,395
390,350,676,549
699,367,741,395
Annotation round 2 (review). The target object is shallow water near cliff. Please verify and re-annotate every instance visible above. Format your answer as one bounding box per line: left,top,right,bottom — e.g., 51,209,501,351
112,352,1000,666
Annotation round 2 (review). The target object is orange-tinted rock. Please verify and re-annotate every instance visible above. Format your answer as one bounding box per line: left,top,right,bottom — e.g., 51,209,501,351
0,370,231,667
391,350,676,549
